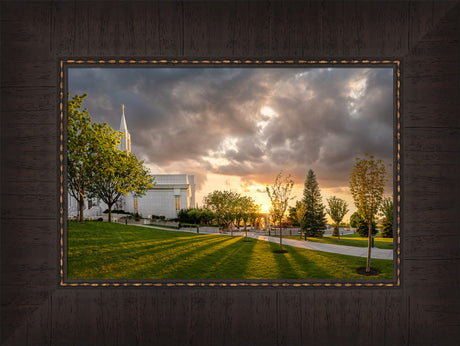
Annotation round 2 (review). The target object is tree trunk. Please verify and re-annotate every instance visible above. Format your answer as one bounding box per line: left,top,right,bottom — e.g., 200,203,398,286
337,223,340,242
279,219,283,251
366,218,372,272
78,195,85,223
108,203,113,223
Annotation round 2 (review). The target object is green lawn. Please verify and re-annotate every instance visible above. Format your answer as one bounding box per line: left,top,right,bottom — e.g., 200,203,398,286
278,233,394,249
67,221,393,280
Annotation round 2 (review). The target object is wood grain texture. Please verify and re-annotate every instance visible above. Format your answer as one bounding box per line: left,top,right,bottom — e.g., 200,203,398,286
1,1,459,345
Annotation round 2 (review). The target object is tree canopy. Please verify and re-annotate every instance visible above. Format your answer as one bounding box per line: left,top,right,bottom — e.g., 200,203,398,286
87,149,154,222
203,190,240,231
67,94,122,222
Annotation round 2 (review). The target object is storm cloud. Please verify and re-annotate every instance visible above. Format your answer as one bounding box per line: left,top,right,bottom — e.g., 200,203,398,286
68,66,394,196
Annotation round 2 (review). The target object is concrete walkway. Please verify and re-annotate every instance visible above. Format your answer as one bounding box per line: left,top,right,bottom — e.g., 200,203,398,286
133,225,393,260
242,233,393,260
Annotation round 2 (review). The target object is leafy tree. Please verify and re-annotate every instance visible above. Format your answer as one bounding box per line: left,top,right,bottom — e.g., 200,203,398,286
291,201,308,239
379,197,393,238
200,209,215,225
67,94,122,222
326,196,349,241
204,190,240,232
350,154,387,273
266,172,295,252
301,169,327,237
349,211,361,228
88,149,154,222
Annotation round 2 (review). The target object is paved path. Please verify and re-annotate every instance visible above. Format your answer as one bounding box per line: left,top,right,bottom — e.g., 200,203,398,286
133,225,393,260
241,233,393,260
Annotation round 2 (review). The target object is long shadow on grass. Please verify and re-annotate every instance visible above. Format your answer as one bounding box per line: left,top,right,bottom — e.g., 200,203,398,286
286,245,393,279
68,233,234,279
68,235,209,268
283,244,335,279
86,236,241,280
268,242,313,279
180,237,259,279
128,236,251,279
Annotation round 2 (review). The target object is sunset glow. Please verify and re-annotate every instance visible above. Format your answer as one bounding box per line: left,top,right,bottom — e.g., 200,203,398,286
69,67,394,223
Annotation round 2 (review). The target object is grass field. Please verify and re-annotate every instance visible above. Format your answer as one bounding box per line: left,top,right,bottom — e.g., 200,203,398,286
278,233,394,250
67,221,393,280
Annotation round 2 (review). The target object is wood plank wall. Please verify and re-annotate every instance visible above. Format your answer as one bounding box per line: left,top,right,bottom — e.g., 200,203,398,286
1,1,458,345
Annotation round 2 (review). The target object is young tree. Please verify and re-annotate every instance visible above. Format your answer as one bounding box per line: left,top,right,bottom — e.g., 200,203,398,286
350,154,387,273
379,197,394,238
67,94,122,222
301,169,327,237
293,201,308,240
88,149,154,222
266,172,295,252
326,196,349,241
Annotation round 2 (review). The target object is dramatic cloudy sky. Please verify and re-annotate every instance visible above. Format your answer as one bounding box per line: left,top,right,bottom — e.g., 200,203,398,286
68,66,394,220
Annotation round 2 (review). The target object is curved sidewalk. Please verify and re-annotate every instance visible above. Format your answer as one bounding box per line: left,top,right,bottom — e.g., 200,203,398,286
234,232,394,260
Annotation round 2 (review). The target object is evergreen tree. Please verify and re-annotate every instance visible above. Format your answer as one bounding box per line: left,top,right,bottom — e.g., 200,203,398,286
301,169,327,237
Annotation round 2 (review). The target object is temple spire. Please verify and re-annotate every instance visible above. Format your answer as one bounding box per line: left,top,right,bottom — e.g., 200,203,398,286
118,104,131,154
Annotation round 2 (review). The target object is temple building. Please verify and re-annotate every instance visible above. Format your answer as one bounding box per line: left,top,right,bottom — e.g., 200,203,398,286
68,105,195,220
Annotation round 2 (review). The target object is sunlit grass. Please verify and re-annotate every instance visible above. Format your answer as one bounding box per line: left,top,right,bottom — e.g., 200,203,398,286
68,221,393,280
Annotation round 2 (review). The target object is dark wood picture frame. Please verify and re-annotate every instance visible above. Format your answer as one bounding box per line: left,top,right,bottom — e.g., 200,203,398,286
1,1,458,345
62,59,400,287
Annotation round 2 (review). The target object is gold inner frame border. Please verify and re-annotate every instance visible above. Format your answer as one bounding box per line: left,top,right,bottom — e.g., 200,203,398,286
59,58,402,288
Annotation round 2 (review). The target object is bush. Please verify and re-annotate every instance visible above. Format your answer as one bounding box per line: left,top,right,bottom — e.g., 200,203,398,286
356,218,378,237
97,217,103,222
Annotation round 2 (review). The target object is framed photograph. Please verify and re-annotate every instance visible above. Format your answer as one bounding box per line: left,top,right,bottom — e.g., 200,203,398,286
2,1,458,345
62,59,400,286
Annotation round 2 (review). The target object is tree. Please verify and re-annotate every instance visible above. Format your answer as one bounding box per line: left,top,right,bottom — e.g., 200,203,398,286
326,196,349,241
88,149,154,222
292,201,308,240
349,211,361,229
350,154,387,273
67,94,122,222
356,217,377,237
301,169,327,237
266,172,295,252
234,195,257,240
204,190,240,233
379,197,393,238
248,205,262,230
